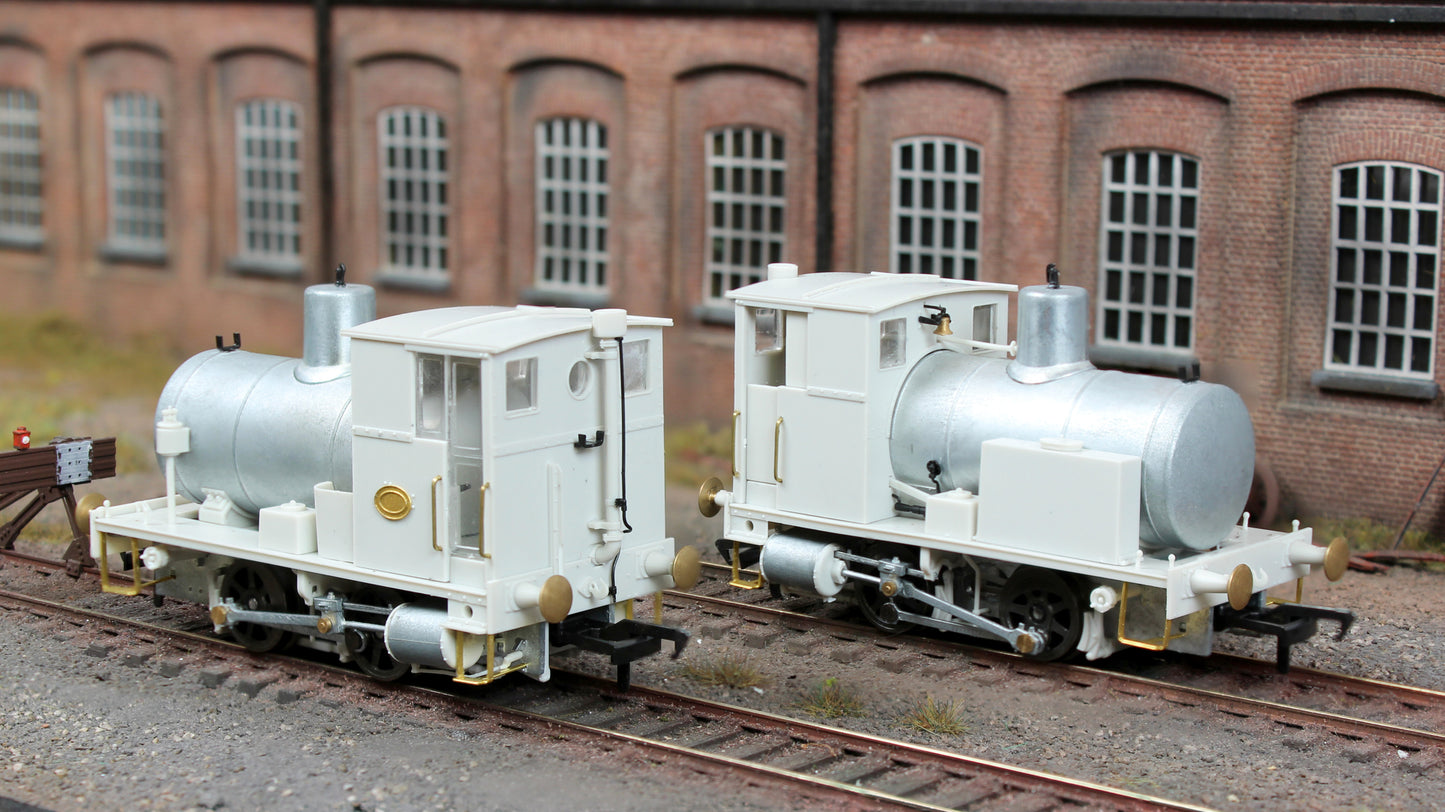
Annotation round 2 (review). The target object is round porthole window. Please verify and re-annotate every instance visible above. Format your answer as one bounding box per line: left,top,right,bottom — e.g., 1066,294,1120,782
569,361,592,398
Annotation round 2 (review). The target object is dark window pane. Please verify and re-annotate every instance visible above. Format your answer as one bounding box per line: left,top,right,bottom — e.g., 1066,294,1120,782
1132,192,1149,225
1334,289,1354,322
1340,167,1358,199
1384,335,1404,369
1128,271,1146,304
1366,165,1386,199
1106,269,1122,302
1414,295,1434,331
1176,276,1193,308
1150,313,1167,345
1390,252,1410,287
1103,308,1120,339
1331,329,1353,364
1360,289,1380,325
1411,337,1431,373
1338,206,1356,240
1364,207,1383,242
1363,250,1382,284
1387,292,1407,327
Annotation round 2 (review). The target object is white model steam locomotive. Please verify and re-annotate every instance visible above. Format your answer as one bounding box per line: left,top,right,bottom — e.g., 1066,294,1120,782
699,263,1351,668
88,268,696,688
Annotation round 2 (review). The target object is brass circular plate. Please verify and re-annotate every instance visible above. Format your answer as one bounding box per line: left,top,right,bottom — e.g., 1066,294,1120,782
697,476,724,518
538,575,574,624
880,580,899,597
671,545,702,590
74,492,106,536
209,605,229,626
374,485,412,521
1324,536,1350,582
1227,563,1254,611
316,615,335,634
1015,633,1035,655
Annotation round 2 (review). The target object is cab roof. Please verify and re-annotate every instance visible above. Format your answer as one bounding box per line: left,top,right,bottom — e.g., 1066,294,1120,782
344,305,671,355
726,272,1015,314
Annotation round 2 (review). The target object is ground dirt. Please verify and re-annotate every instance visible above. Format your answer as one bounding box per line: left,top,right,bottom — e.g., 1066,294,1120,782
3,371,1444,811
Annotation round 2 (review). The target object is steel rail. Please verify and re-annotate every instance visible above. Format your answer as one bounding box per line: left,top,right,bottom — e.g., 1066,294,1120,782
0,578,1202,811
545,671,1216,812
665,573,1445,753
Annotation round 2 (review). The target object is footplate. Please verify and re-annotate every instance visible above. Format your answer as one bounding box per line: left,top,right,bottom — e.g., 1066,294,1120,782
1215,602,1354,672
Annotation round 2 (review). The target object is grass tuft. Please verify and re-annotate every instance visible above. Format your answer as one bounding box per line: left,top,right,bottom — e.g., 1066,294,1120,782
681,652,769,689
797,677,865,719
897,695,968,736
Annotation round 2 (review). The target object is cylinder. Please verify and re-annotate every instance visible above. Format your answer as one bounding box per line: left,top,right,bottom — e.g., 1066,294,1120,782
890,350,1254,550
384,603,484,670
156,349,353,516
759,533,847,597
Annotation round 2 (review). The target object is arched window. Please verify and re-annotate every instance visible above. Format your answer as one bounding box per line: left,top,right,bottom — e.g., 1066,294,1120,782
0,87,42,244
704,125,785,306
379,106,450,284
1327,161,1441,377
236,98,302,269
105,91,166,254
1097,149,1199,350
535,117,609,292
890,136,981,279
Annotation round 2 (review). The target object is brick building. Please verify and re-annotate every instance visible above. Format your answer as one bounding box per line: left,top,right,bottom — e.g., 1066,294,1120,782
2,0,1444,532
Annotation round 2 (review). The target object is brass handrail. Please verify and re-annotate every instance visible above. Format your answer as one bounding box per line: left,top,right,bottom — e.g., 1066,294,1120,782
773,417,784,483
430,475,443,552
731,410,741,477
478,482,491,559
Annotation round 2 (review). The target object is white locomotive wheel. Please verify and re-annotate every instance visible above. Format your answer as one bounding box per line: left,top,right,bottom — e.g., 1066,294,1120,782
219,562,296,654
997,567,1085,661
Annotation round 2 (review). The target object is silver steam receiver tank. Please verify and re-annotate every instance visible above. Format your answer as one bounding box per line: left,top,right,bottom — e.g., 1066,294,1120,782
890,278,1254,550
155,272,375,516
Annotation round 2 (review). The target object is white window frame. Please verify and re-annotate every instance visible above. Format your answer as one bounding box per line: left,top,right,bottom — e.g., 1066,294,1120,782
1326,161,1442,378
0,86,42,244
1097,149,1199,351
705,126,785,308
379,106,450,286
235,98,302,271
536,117,609,292
890,136,981,279
105,91,166,254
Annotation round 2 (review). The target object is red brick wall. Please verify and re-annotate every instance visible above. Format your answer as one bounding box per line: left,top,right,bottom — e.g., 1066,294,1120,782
3,3,1445,533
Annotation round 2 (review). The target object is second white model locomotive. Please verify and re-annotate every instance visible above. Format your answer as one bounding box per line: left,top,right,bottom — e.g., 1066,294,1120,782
701,263,1350,668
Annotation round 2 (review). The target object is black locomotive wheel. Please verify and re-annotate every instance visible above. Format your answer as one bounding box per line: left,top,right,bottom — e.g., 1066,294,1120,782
348,587,409,682
219,562,295,653
998,567,1084,661
854,580,922,634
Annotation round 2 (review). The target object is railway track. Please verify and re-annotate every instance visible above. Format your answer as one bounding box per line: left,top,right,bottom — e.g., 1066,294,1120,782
0,552,1206,811
665,563,1445,757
